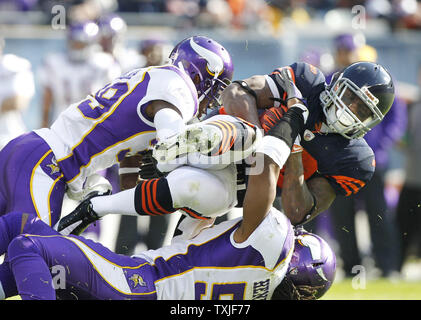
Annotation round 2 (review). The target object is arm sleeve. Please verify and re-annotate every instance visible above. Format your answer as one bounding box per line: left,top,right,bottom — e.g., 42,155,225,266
154,107,185,141
144,67,198,122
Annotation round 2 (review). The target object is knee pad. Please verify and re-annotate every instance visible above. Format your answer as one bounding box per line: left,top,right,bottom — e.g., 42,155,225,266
7,235,40,262
3,211,55,239
167,165,237,218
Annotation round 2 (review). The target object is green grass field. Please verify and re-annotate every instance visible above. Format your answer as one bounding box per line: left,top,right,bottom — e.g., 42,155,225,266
322,279,421,300
7,280,421,300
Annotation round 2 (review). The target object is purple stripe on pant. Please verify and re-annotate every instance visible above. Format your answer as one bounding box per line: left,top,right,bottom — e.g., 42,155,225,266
2,212,157,300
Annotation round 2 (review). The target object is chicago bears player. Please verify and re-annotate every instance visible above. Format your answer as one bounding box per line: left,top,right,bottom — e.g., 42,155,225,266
0,35,233,231
0,94,336,300
58,112,262,236
39,20,121,127
220,60,395,225
58,61,394,235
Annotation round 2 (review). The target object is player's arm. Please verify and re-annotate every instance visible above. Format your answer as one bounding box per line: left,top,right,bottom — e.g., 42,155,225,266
41,86,53,128
281,154,336,225
1,95,28,113
119,155,142,190
118,100,186,189
221,75,275,128
234,97,308,243
145,100,185,140
234,155,280,242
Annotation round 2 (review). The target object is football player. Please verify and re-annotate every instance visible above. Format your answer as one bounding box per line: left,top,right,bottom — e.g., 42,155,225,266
220,60,395,225
39,20,121,127
0,37,35,149
57,60,394,237
58,112,262,236
0,36,233,237
0,95,336,300
97,13,145,73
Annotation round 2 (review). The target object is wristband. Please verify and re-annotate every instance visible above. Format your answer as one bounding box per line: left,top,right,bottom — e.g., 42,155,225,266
267,106,305,148
118,167,140,175
255,135,291,169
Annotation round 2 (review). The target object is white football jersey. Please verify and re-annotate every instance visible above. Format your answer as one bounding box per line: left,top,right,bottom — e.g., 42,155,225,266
0,54,34,149
134,207,294,300
38,51,121,122
35,65,198,195
113,47,145,73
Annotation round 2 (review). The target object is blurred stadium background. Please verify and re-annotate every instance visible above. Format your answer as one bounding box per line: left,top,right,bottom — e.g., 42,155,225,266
1,0,421,300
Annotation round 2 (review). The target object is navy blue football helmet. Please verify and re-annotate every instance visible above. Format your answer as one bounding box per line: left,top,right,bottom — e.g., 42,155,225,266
321,61,395,139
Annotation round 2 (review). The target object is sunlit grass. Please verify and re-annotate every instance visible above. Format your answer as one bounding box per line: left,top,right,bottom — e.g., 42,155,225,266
322,279,421,300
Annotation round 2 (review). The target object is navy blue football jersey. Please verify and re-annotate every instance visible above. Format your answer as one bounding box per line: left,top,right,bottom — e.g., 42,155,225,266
267,62,375,196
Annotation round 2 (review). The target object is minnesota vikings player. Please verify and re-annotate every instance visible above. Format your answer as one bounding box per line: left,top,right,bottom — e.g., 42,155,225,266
58,112,262,236
0,92,336,300
0,37,35,149
0,35,233,230
58,61,394,238
39,20,121,127
221,61,395,225
97,13,145,73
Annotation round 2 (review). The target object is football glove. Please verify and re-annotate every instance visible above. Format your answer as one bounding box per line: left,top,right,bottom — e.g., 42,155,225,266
139,150,165,180
58,190,110,236
274,68,303,102
259,106,286,133
259,107,303,153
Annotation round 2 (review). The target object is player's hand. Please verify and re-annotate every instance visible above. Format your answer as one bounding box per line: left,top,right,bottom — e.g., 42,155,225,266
259,107,286,133
58,190,110,235
275,68,303,102
139,150,164,180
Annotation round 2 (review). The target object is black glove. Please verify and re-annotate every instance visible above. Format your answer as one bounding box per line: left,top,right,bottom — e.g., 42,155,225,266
259,106,286,133
58,190,110,235
139,150,164,180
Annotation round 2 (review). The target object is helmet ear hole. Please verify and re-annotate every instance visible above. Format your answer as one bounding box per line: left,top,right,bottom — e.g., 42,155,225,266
328,72,341,90
312,262,324,267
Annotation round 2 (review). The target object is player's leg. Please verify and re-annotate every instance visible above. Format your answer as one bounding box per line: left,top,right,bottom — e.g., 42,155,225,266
83,163,237,222
7,232,157,300
107,164,237,219
0,211,58,299
0,132,66,226
166,164,238,218
153,114,261,167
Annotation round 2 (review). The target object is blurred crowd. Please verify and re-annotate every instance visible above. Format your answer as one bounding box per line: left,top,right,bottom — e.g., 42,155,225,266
1,1,421,281
0,0,421,32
